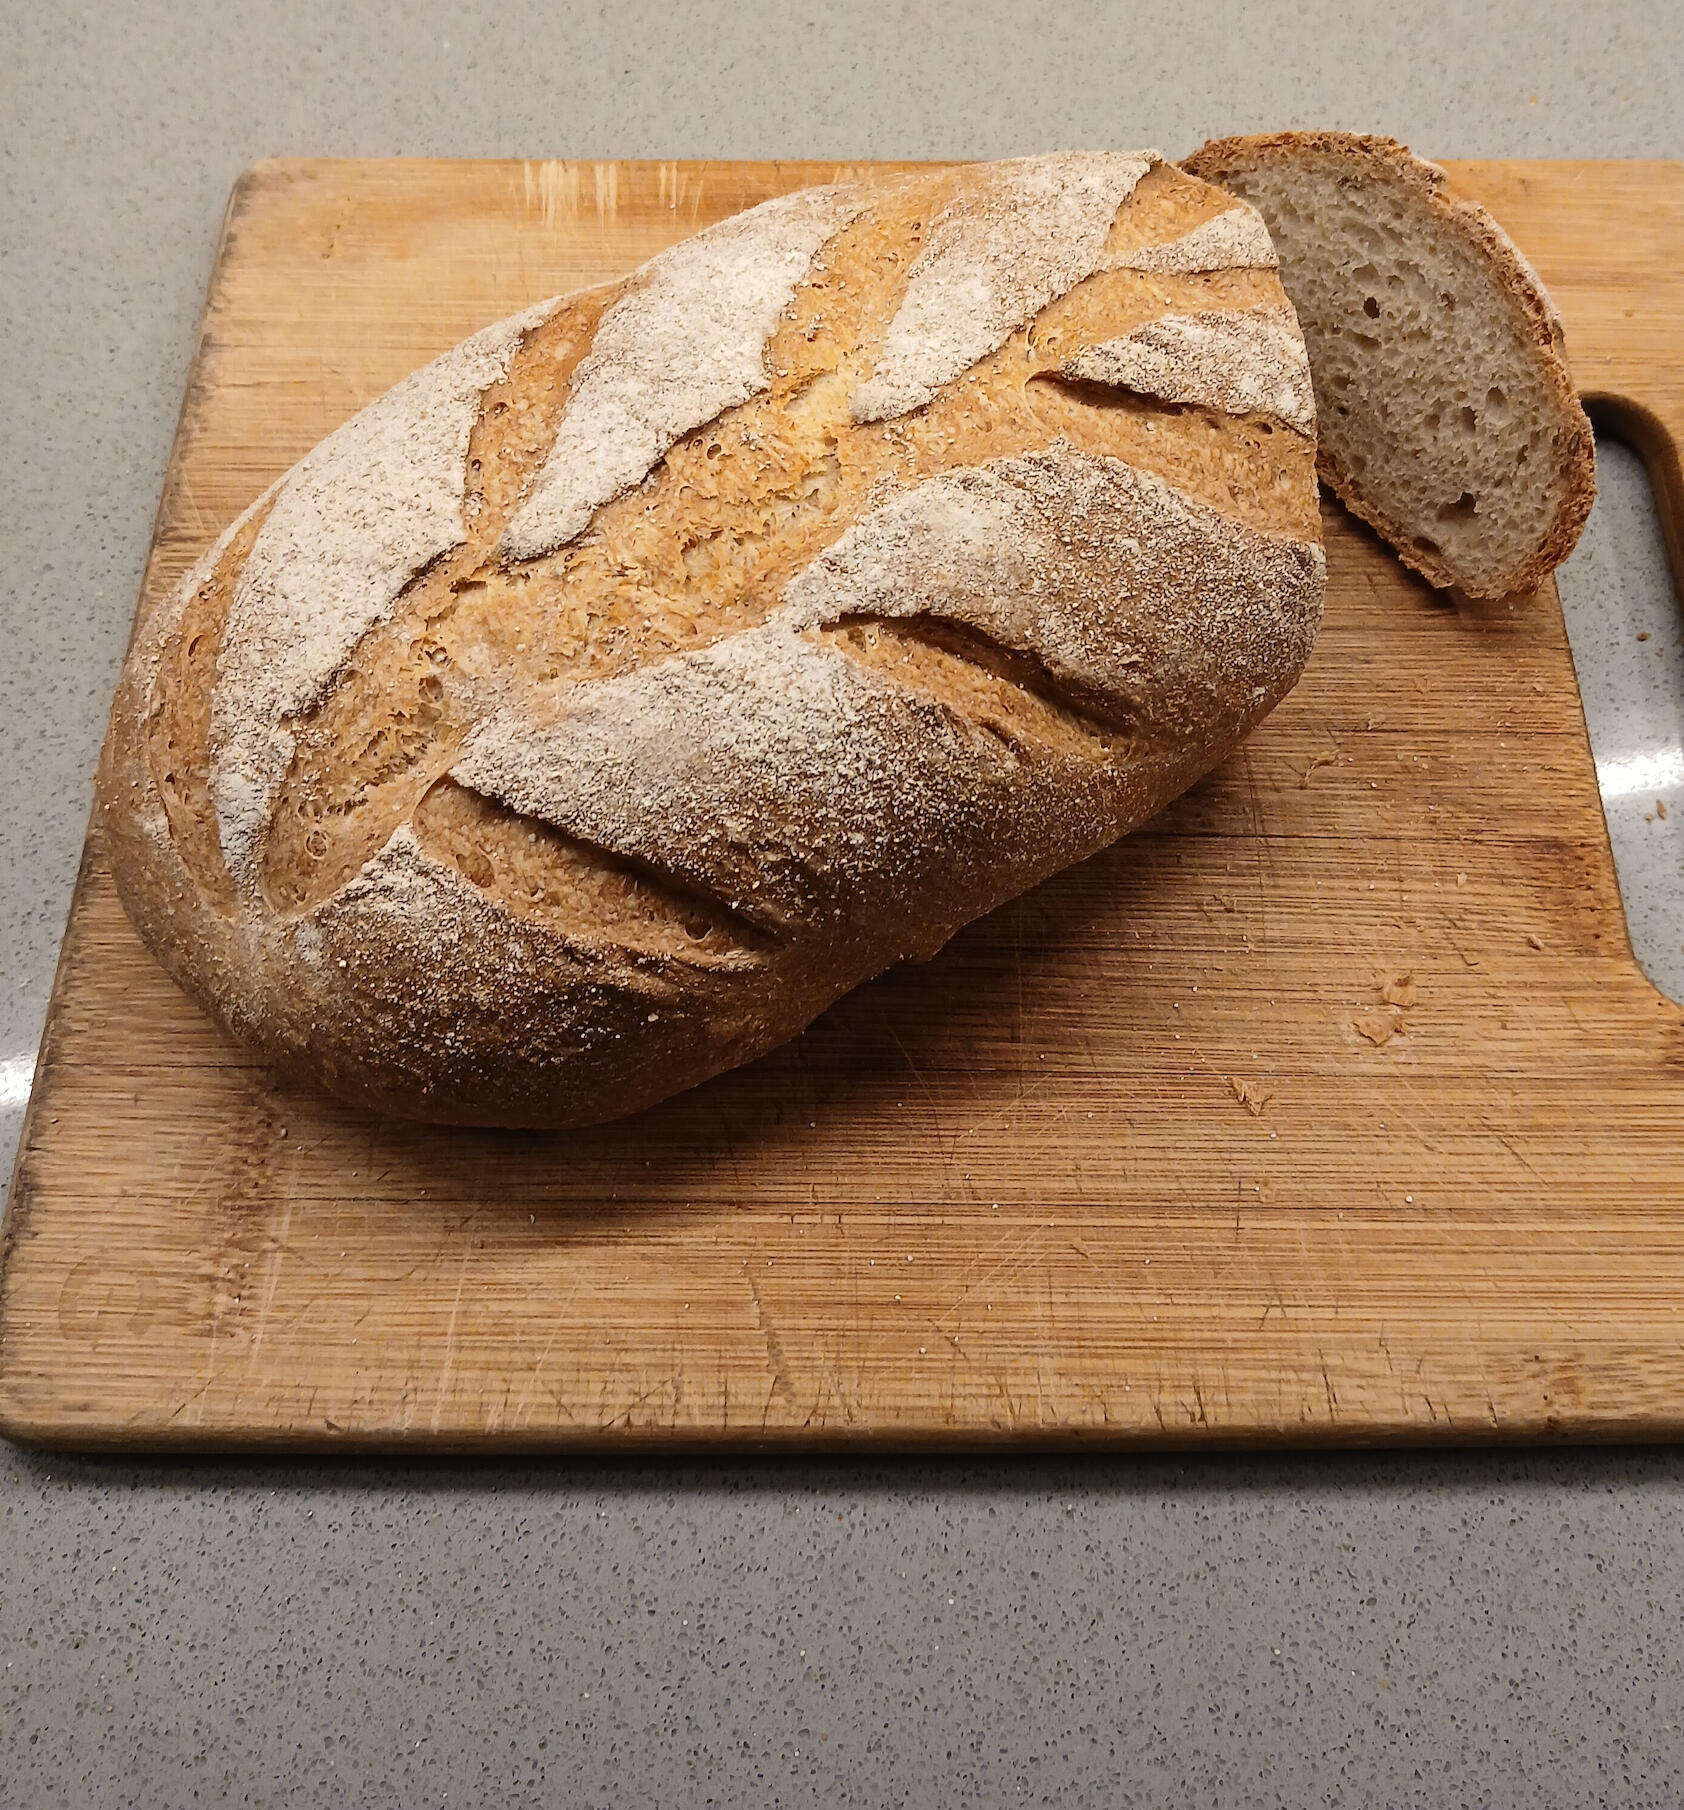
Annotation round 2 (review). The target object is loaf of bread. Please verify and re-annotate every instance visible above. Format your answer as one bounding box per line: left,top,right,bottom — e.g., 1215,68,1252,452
100,153,1326,1127
1183,132,1595,598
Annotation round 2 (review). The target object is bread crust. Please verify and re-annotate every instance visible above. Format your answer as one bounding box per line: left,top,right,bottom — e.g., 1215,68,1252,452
1183,131,1596,598
100,156,1325,1127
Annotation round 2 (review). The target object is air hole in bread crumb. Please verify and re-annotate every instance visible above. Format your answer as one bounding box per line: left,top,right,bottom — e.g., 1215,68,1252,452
1436,491,1479,524
1362,295,1380,319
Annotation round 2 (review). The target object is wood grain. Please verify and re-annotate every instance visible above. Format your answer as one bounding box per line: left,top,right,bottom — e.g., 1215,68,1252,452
3,158,1683,1450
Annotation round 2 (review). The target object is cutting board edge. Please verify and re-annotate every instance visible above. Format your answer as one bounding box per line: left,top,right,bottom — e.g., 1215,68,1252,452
2,1402,1674,1456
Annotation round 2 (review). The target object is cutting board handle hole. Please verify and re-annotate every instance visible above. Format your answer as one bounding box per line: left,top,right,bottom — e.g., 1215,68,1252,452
1558,410,1684,1001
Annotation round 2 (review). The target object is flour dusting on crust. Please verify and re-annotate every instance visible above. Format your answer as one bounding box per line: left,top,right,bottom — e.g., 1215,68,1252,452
454,450,1324,931
849,152,1158,423
501,185,866,562
331,823,470,951
1108,204,1278,273
1063,304,1315,434
781,475,1037,627
454,624,945,932
209,299,556,885
784,449,1323,707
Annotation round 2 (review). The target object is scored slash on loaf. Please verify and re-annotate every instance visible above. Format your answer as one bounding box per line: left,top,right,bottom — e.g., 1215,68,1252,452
101,153,1326,1127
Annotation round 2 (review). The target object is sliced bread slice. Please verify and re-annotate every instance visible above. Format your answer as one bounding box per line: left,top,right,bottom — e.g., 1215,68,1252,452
1182,131,1595,598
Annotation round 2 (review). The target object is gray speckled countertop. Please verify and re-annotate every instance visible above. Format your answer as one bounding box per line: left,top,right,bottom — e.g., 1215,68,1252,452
3,4,1683,1804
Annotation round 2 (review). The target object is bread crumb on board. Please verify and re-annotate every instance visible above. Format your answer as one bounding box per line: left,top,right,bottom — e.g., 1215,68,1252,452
1352,1010,1401,1047
1354,973,1417,1046
1379,971,1416,1008
1227,1075,1274,1117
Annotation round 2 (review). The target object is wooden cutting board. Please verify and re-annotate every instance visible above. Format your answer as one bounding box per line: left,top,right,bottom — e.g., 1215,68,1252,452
3,158,1683,1451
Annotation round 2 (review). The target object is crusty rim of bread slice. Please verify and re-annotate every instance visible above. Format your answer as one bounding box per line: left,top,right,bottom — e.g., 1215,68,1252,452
1183,130,1596,599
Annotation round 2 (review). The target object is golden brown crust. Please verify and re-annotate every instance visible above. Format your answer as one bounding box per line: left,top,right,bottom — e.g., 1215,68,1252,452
1183,131,1596,599
100,155,1326,1127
